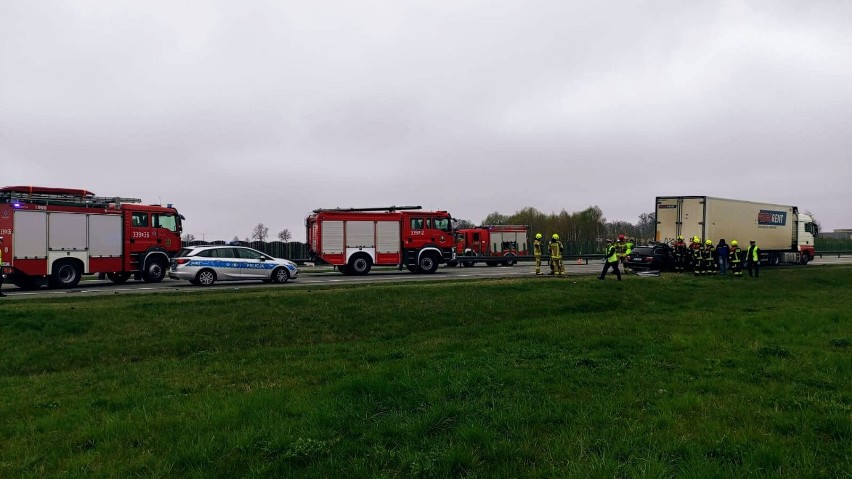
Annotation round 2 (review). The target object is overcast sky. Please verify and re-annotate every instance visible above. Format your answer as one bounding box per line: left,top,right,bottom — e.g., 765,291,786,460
2,1,851,241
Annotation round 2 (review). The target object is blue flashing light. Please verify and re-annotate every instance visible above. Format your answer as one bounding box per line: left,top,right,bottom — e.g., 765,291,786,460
13,203,22,208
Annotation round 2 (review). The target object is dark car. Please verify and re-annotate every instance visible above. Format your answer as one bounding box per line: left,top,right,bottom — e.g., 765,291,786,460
626,244,674,271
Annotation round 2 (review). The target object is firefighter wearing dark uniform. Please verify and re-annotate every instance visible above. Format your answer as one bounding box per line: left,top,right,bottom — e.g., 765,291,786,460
672,235,687,273
747,240,760,278
533,233,543,275
690,236,703,275
703,239,716,275
729,240,743,277
549,234,564,276
598,239,621,280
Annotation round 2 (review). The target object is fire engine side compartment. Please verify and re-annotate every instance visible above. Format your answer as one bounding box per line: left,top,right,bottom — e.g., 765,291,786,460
318,219,402,266
88,213,123,273
47,212,89,275
13,210,49,275
376,221,401,264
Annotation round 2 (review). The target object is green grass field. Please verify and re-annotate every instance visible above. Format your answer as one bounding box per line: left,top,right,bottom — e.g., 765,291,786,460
1,267,849,478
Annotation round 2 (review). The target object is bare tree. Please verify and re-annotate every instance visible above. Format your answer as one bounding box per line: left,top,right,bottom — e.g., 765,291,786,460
251,223,269,242
278,228,292,242
636,211,656,242
182,233,196,243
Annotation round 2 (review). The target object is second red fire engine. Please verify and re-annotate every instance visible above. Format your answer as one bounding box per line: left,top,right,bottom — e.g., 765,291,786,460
305,206,455,275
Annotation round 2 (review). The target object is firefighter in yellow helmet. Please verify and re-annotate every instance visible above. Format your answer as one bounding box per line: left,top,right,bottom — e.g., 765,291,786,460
690,236,703,275
729,240,743,277
703,239,716,274
533,233,543,275
549,233,564,276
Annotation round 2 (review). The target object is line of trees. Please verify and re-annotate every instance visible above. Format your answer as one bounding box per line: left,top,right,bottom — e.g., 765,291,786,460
471,206,656,243
181,208,656,251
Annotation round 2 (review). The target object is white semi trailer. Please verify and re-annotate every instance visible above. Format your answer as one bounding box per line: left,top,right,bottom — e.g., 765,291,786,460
655,196,818,265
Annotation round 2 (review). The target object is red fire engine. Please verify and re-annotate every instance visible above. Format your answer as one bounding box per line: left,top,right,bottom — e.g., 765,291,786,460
305,206,455,275
449,224,530,267
0,186,183,289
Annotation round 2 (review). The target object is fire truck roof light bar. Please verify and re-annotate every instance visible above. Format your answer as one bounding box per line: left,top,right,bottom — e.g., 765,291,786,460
1,187,142,207
312,205,423,213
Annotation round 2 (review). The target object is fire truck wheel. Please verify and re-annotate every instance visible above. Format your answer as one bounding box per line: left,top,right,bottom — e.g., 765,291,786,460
195,269,217,286
143,258,167,283
417,253,439,274
107,272,130,284
272,267,290,284
485,261,498,267
445,260,458,268
50,260,82,289
348,254,372,275
338,265,349,275
405,264,418,273
502,254,516,266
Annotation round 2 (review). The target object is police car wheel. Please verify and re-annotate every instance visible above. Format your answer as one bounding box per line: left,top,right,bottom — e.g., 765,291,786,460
272,267,290,284
196,269,216,286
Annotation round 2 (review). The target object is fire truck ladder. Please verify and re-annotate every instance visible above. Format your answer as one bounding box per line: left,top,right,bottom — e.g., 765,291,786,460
0,186,141,208
312,205,422,213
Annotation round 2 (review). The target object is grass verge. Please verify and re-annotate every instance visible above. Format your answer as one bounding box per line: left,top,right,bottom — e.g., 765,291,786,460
1,266,849,478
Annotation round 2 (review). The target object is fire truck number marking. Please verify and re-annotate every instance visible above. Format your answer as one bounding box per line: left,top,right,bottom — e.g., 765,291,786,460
0,229,11,235
132,231,151,239
411,230,424,236
35,205,47,211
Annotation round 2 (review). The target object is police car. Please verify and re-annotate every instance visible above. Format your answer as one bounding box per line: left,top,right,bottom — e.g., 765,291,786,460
169,245,300,286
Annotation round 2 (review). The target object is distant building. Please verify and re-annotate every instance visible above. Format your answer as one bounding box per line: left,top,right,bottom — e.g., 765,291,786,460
821,229,852,240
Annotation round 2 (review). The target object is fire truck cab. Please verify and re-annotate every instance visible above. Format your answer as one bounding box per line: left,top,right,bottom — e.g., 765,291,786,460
305,206,455,275
0,186,183,289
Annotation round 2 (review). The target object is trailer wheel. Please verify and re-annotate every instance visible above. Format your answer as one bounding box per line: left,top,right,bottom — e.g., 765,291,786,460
50,259,82,289
143,258,167,283
418,253,439,274
349,254,372,275
107,272,130,284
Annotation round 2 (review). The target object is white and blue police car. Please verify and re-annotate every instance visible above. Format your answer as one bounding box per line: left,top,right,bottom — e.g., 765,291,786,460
170,245,299,286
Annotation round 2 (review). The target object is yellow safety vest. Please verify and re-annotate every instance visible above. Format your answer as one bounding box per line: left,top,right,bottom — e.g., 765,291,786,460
606,245,618,262
749,245,760,261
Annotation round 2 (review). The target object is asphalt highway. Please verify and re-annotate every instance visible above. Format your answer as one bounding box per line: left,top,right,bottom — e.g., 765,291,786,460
1,255,850,301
